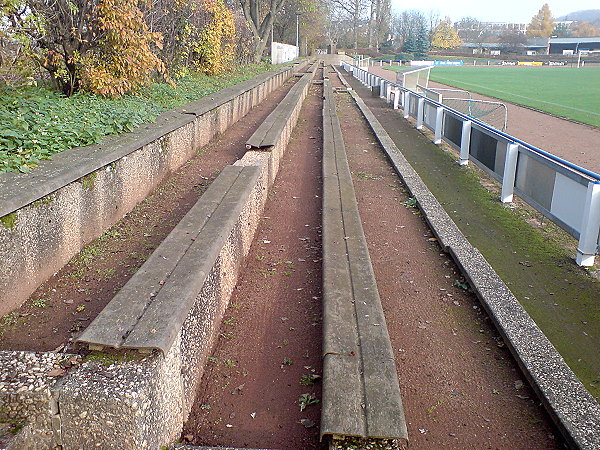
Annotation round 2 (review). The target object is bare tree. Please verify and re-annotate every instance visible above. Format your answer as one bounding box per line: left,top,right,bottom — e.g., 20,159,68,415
239,0,287,62
329,0,368,48
366,0,390,49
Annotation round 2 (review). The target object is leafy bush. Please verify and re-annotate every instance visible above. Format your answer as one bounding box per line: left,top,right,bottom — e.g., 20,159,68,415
0,63,272,174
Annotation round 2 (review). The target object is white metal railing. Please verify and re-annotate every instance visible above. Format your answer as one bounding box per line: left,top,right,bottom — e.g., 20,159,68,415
341,61,600,266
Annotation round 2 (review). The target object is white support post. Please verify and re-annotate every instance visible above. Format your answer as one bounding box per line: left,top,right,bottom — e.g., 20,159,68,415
501,143,519,203
434,107,444,144
459,120,472,165
386,84,391,103
403,92,410,118
393,88,400,109
416,97,425,129
576,182,600,266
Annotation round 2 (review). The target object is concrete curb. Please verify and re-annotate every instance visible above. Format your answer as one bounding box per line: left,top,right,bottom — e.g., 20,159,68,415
347,84,600,450
320,78,408,445
0,64,313,449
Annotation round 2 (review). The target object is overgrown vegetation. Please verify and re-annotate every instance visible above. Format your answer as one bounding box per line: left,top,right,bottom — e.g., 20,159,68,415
0,63,272,174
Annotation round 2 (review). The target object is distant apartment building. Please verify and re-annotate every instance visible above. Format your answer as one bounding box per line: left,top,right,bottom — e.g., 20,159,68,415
480,22,528,34
455,21,528,36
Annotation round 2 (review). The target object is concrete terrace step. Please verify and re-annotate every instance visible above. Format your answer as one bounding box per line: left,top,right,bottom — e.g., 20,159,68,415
1,62,316,449
320,78,408,445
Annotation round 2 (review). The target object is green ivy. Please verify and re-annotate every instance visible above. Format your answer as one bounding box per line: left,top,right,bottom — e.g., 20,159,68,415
0,63,273,174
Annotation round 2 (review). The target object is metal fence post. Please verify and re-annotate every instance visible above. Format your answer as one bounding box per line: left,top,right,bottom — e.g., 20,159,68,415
416,97,425,129
501,143,519,202
434,107,444,144
576,182,600,266
459,120,472,165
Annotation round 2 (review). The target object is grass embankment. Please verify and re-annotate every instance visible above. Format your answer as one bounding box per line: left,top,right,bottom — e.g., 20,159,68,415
428,66,600,128
0,63,273,174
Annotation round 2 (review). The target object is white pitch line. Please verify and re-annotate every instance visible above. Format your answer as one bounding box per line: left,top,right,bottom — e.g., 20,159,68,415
433,77,600,117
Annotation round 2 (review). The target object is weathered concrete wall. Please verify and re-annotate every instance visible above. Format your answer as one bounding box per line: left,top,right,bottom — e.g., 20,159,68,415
0,67,295,315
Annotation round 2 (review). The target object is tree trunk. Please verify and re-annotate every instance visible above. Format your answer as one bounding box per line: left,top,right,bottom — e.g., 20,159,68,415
240,0,283,63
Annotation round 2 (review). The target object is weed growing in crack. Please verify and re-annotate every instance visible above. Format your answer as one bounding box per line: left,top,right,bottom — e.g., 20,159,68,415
32,297,49,308
299,393,319,411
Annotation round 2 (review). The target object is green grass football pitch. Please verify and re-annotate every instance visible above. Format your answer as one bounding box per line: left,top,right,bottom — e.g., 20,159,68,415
422,66,600,128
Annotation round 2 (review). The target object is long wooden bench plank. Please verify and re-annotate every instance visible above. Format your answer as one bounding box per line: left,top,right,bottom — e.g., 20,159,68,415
320,79,408,444
322,104,366,437
77,165,260,353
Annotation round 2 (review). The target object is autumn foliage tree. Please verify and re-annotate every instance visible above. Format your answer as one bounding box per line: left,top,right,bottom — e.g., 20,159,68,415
4,0,164,96
527,3,555,38
431,17,462,49
80,0,165,97
142,0,235,78
193,0,235,75
572,21,600,38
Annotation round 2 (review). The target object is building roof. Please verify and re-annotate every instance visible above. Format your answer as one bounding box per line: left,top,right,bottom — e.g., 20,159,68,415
549,37,600,44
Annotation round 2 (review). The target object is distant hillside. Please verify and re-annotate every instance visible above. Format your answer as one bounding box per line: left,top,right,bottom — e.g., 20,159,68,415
557,9,600,24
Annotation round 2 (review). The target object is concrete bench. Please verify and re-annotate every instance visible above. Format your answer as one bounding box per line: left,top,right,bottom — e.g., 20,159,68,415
77,164,262,354
320,79,408,445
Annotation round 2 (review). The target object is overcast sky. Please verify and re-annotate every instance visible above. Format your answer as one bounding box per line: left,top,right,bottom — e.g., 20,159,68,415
390,1,600,24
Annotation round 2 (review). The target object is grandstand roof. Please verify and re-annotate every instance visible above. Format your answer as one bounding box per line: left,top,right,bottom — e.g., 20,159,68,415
549,37,600,44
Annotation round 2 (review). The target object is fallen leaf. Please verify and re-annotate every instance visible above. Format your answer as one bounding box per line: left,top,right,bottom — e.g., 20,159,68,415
300,418,316,428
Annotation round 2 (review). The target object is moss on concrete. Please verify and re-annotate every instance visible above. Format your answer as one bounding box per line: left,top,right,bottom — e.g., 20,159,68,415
0,213,17,230
79,172,98,190
84,350,142,366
